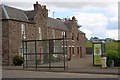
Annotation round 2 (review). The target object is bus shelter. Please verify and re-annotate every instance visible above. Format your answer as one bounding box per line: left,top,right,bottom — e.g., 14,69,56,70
22,38,68,70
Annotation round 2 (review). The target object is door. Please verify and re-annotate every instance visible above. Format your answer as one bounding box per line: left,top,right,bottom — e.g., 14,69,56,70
72,47,74,55
69,47,71,60
77,47,79,55
80,47,82,58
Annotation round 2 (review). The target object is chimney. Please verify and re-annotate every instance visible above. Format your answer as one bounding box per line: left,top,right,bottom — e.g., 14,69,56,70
36,1,38,4
42,5,48,19
33,1,42,13
72,16,76,21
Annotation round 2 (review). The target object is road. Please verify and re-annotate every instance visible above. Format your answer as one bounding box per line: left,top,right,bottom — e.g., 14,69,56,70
2,70,118,78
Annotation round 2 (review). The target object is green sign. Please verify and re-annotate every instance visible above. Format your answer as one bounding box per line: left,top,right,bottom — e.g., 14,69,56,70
93,43,102,65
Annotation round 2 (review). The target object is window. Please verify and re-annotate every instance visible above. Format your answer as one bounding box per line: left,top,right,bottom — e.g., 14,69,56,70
77,33,79,41
80,47,82,58
83,35,85,37
72,47,74,54
62,31,66,38
21,24,25,34
21,24,26,40
69,47,71,59
77,47,79,54
52,29,55,39
39,27,42,40
72,33,74,40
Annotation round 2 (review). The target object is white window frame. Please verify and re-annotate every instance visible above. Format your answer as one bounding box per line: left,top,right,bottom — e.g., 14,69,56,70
21,24,26,40
52,29,55,39
62,31,66,38
39,27,42,40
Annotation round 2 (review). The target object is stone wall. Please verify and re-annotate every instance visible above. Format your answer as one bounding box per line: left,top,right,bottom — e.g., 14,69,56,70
2,20,9,65
2,20,36,65
66,17,86,60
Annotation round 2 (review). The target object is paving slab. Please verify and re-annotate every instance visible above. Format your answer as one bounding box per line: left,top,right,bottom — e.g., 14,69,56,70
2,54,119,75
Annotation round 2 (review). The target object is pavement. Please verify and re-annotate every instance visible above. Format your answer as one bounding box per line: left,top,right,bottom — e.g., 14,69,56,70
2,54,120,75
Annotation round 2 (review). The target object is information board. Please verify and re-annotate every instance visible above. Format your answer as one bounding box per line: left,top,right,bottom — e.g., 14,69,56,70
93,43,102,66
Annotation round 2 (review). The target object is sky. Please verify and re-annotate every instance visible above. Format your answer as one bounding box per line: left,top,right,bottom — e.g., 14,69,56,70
1,0,119,40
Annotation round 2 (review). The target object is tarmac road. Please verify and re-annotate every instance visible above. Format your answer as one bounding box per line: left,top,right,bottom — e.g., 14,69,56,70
2,69,118,78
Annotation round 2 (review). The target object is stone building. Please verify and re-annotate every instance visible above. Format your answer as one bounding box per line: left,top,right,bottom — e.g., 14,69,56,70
1,2,86,65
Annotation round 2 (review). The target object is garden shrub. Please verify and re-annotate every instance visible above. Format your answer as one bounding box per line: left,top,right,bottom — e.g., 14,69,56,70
13,54,23,66
106,50,120,67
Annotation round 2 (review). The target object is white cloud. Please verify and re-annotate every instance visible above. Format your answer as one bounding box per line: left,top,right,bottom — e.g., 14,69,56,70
47,5,70,12
2,0,119,2
79,29,92,39
71,2,118,40
74,12,118,40
73,12,108,39
107,30,118,40
75,13,108,27
105,4,118,17
68,2,118,38
80,5,102,11
110,17,118,22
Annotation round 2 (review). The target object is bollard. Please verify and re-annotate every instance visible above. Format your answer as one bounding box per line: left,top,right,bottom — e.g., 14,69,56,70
101,57,107,68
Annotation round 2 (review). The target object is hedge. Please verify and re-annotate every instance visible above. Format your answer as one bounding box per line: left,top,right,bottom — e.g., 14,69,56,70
106,50,120,67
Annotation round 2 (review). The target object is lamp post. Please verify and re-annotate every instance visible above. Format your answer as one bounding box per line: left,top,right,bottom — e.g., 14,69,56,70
101,40,107,68
102,40,105,57
22,32,26,68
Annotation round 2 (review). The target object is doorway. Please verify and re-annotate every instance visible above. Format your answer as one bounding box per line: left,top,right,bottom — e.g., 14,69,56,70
69,47,71,60
80,47,82,58
77,47,79,55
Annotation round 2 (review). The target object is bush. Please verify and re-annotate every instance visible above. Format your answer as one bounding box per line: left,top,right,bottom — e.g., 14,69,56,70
106,50,120,67
13,54,23,66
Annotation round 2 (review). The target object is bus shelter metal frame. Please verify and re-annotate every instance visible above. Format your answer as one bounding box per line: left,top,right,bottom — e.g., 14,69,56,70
22,38,68,70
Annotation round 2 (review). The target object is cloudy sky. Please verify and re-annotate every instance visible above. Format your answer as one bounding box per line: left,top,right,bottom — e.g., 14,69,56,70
1,0,119,40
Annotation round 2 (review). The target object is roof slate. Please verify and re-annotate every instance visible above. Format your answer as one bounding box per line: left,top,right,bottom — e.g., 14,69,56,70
64,20,72,30
24,10,35,20
1,4,84,33
1,4,68,30
47,17,68,31
1,4,30,22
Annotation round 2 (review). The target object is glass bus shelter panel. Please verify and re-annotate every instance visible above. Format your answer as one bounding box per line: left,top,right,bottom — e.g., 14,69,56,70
50,54,68,68
50,39,67,67
36,41,49,66
53,40,63,53
36,53,49,68
36,41,49,54
23,42,36,68
26,54,36,68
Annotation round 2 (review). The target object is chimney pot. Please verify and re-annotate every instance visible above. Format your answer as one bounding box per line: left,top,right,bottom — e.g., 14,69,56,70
72,16,76,20
36,1,38,4
44,5,46,9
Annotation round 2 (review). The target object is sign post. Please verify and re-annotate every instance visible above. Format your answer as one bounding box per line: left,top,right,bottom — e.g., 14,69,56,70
93,42,102,66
